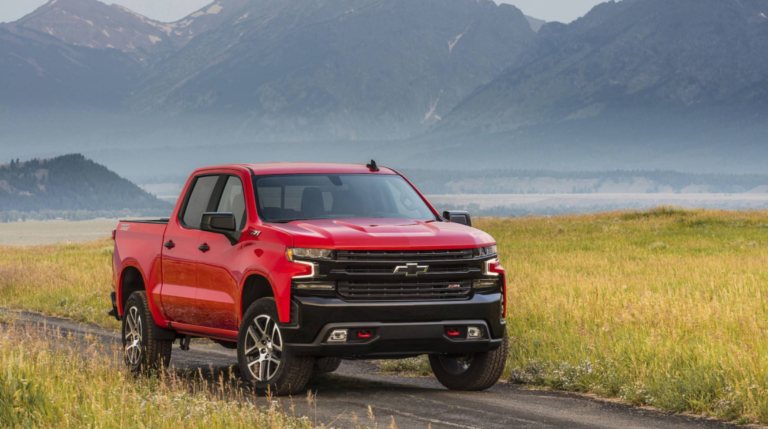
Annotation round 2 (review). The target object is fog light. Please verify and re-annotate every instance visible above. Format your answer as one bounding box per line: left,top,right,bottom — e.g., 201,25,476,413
468,327,483,339
328,329,348,342
472,278,498,290
294,282,336,291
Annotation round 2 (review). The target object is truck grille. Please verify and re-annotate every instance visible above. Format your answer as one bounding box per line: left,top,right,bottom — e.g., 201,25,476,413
337,249,474,261
338,280,472,301
341,264,473,275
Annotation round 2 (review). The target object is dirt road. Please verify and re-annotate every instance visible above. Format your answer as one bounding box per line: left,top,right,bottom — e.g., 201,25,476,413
4,310,739,429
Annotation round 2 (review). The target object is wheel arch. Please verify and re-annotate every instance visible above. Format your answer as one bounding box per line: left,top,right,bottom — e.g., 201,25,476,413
118,264,146,316
240,271,282,322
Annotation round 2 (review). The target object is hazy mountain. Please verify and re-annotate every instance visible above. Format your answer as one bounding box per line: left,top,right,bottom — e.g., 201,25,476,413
525,15,545,32
0,26,141,108
161,0,253,48
4,0,174,64
436,0,768,137
129,0,536,140
0,154,171,214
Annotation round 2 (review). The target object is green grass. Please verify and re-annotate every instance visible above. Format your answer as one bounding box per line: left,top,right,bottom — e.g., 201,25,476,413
2,208,768,424
479,208,768,425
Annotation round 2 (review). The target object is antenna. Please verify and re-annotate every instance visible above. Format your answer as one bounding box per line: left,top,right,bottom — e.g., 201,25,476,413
366,159,380,172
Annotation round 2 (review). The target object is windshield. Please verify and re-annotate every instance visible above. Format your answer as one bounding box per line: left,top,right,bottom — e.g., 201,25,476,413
253,174,437,223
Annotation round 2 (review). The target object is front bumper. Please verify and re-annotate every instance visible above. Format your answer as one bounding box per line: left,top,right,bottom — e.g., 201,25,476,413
282,293,505,358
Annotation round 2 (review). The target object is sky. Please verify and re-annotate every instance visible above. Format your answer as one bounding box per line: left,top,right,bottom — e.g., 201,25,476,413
498,0,610,23
0,0,608,24
0,0,212,23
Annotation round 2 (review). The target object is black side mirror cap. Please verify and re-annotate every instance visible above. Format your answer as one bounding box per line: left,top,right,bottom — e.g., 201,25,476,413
443,210,472,227
201,213,241,244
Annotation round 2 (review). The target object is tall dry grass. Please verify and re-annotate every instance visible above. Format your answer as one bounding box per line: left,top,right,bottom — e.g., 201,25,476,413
478,208,768,424
0,322,315,428
0,239,117,329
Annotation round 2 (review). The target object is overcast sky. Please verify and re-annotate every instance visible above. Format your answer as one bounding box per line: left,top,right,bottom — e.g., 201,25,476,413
0,0,608,24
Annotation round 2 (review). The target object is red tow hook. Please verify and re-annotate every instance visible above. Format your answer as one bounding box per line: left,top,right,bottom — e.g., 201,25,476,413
446,328,461,337
357,330,372,339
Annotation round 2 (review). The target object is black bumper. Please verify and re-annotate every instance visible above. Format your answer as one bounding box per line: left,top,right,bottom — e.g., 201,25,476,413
282,293,505,358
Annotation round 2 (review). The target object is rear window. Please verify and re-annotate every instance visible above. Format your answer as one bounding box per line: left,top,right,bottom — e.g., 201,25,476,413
253,174,436,223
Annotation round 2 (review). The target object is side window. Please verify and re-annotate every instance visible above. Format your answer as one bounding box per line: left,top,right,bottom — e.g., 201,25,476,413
216,176,247,230
181,175,219,229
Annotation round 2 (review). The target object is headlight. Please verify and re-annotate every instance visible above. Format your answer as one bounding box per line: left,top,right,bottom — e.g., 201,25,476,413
286,248,334,261
474,245,497,258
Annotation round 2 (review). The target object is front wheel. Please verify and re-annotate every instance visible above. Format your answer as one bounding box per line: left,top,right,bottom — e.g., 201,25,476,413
237,298,314,395
122,291,173,373
429,330,508,391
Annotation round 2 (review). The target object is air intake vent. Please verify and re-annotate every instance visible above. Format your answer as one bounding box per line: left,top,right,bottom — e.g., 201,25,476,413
338,280,471,301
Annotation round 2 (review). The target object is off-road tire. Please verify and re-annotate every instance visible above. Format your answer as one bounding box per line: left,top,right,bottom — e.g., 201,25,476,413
237,298,314,396
429,330,508,391
314,357,343,374
122,291,173,373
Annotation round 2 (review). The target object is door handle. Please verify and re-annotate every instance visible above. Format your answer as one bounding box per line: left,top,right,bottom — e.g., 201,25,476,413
164,241,175,249
198,244,210,252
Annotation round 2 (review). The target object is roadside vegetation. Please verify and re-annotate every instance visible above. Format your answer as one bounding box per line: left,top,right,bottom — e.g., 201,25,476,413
485,207,768,425
2,208,768,424
0,238,118,329
0,322,314,428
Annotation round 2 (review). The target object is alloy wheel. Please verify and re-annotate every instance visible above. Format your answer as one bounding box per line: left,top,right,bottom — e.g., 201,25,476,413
244,315,283,382
124,306,143,365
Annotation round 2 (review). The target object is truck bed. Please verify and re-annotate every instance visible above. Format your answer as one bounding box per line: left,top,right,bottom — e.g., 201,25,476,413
118,218,170,225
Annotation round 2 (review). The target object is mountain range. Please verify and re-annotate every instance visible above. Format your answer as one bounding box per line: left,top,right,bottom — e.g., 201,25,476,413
436,0,768,136
3,0,768,175
1,0,535,139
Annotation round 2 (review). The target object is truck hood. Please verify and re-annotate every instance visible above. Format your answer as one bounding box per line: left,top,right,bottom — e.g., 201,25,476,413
270,218,494,250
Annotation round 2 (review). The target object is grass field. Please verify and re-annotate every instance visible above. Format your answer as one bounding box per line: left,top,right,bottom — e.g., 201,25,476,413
0,322,314,428
1,208,767,424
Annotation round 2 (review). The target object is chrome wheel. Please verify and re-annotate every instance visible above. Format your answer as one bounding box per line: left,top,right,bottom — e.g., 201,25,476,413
124,306,143,366
243,315,283,382
437,354,474,376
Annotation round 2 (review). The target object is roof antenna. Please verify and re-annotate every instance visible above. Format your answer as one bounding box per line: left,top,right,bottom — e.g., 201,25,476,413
366,159,380,172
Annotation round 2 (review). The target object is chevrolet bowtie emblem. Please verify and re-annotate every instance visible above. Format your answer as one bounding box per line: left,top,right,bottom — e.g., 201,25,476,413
393,263,429,277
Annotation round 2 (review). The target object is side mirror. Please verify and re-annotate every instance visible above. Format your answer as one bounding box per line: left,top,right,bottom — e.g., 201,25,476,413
443,210,472,227
201,213,240,244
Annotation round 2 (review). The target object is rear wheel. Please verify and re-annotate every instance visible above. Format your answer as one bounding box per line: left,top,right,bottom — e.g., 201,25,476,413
237,298,314,395
429,330,508,391
122,291,172,373
314,357,343,374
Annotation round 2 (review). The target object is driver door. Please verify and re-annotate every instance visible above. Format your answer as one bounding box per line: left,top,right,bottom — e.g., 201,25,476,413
194,174,248,331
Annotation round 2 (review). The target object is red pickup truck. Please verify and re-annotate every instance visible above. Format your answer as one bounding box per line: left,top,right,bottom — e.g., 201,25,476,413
111,162,507,395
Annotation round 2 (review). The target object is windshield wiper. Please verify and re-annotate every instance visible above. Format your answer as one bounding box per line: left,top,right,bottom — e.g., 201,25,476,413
269,219,311,224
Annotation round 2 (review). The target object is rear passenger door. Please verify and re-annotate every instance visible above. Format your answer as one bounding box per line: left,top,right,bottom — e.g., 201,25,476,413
194,175,248,331
160,174,220,325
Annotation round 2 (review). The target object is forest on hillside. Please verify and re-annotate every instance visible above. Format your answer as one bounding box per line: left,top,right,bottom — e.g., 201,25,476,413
0,154,171,221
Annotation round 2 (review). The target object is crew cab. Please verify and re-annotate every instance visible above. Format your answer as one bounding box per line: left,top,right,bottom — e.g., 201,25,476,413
110,162,507,394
